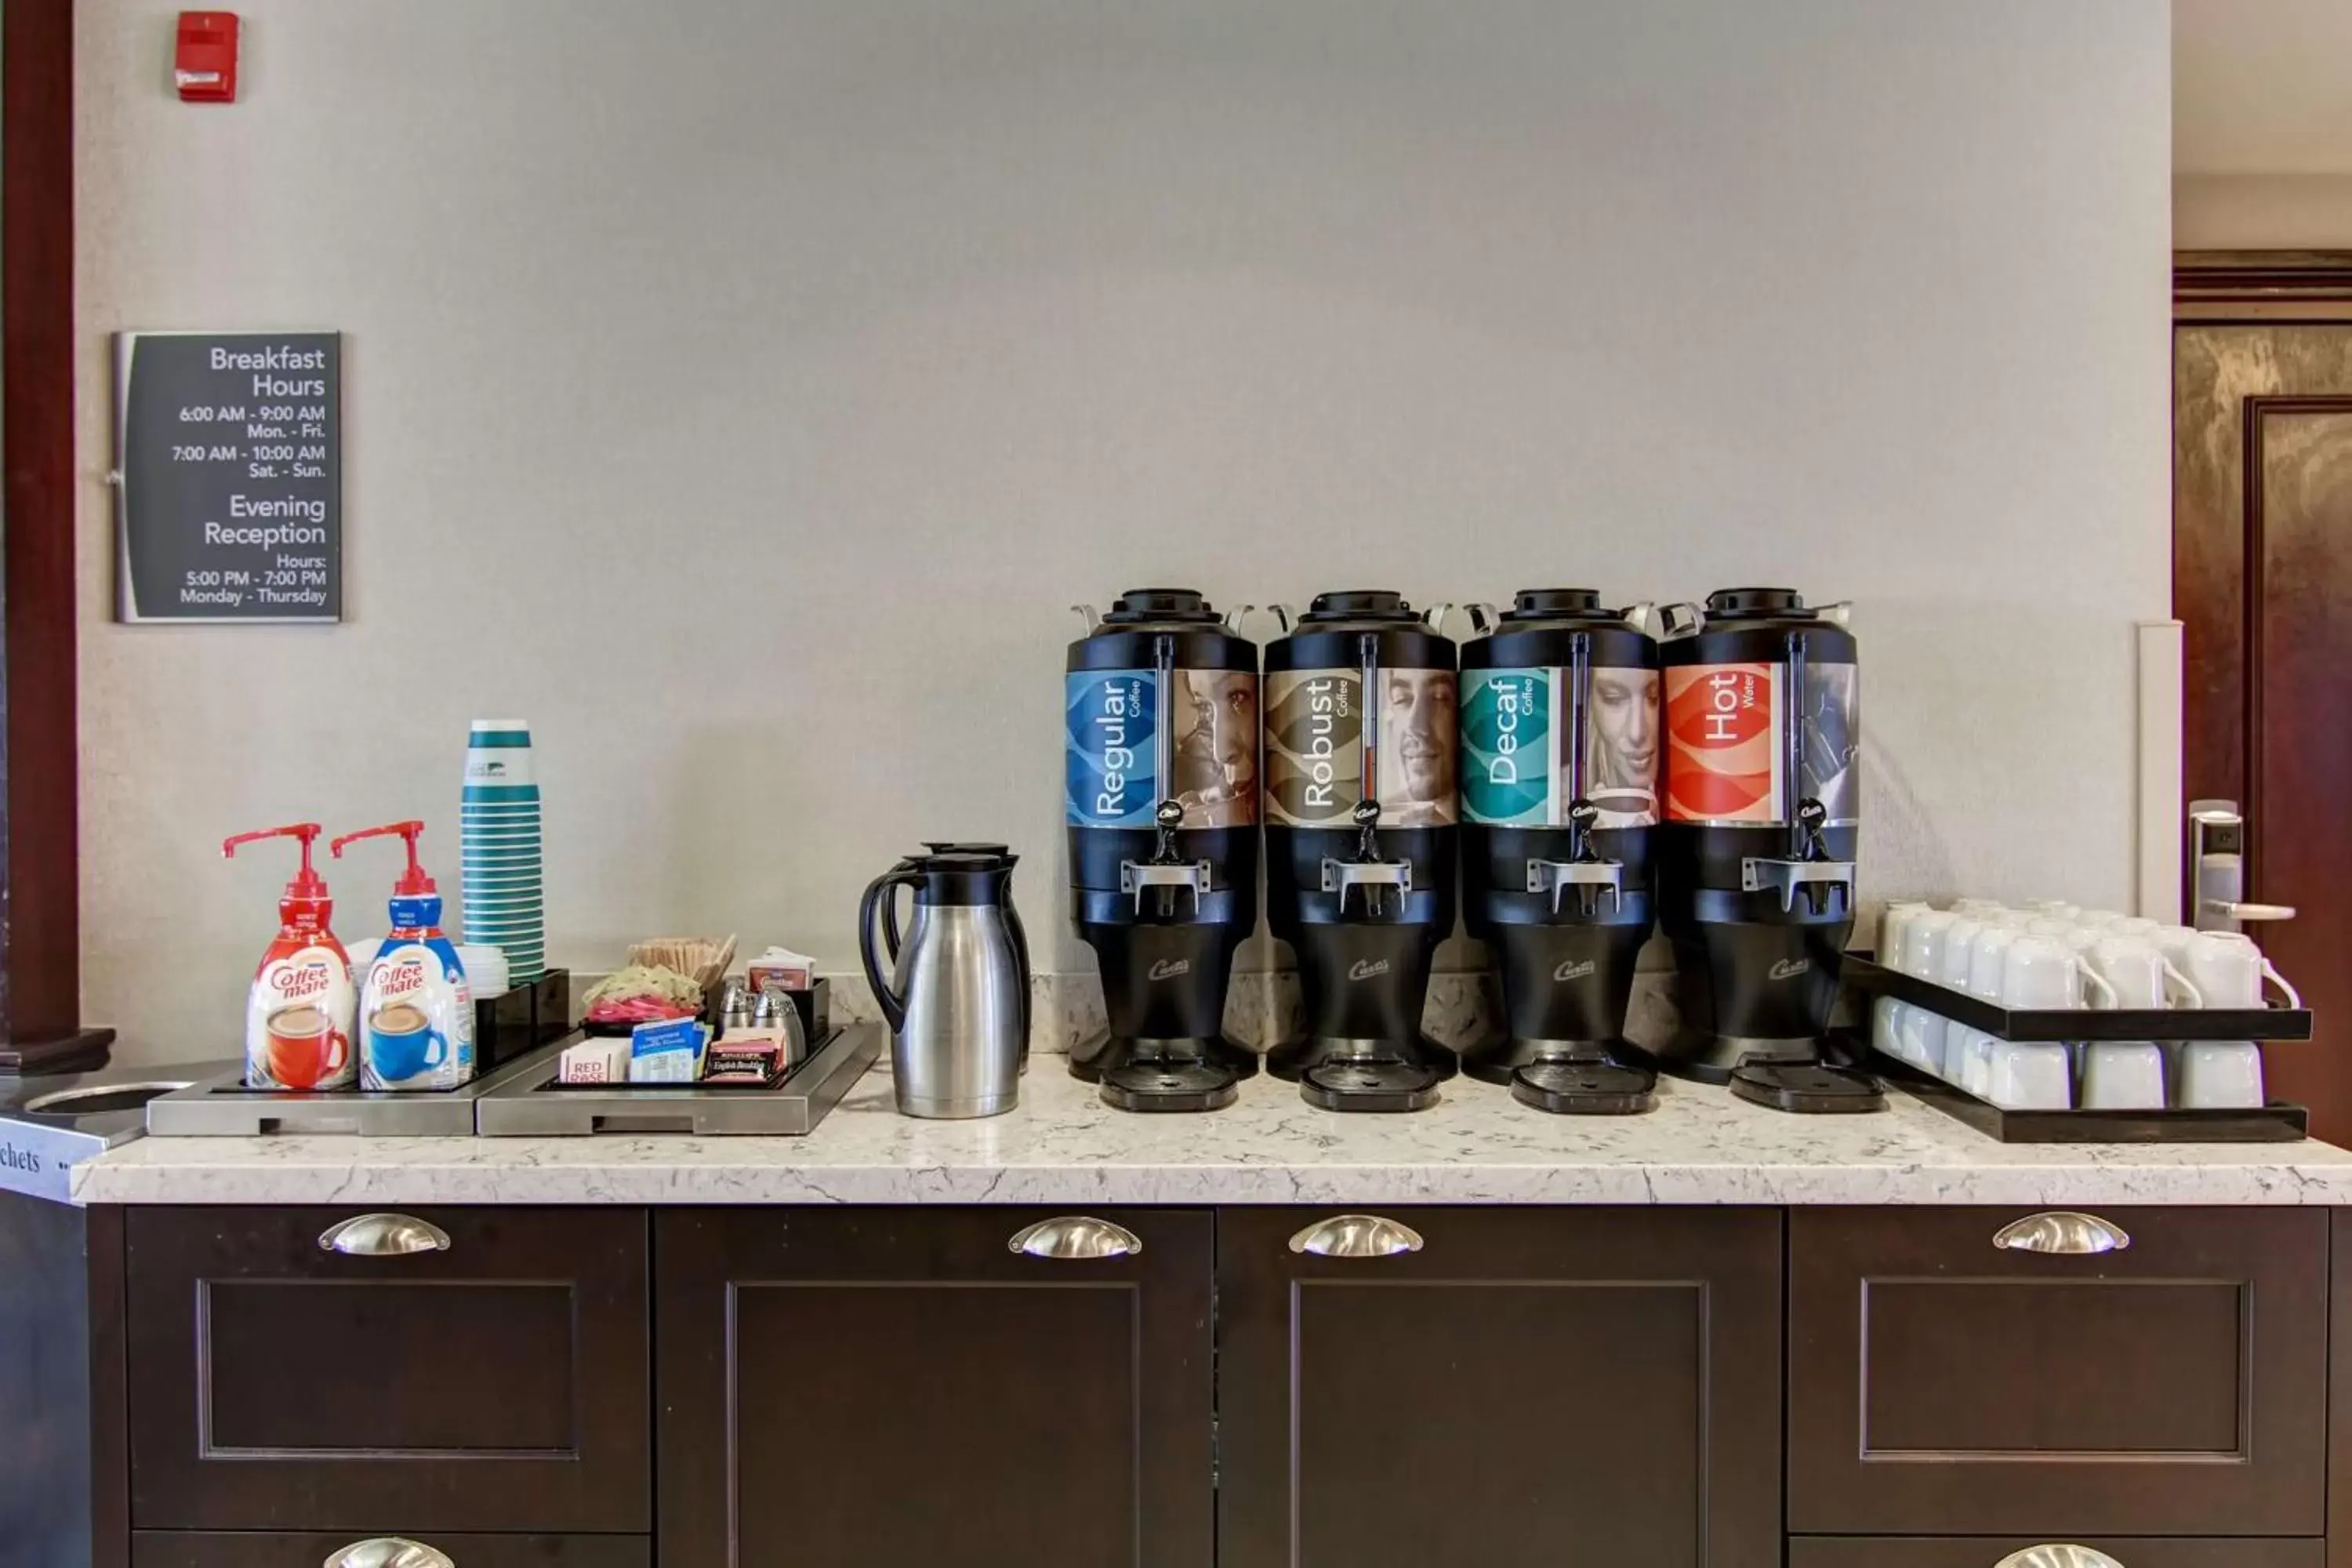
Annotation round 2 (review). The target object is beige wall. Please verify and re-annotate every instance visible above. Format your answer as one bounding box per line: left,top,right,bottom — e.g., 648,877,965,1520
2176,174,2352,251
74,0,2172,1059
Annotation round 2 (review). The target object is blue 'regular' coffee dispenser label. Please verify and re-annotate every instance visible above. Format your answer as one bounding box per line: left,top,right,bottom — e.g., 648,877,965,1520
1065,670,1159,826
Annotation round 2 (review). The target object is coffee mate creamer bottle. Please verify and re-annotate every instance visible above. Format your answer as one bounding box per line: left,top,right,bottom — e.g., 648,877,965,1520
226,823,357,1091
333,821,476,1092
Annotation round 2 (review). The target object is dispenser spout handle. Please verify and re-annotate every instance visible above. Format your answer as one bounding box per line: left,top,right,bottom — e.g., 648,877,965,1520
222,822,331,898
329,821,436,897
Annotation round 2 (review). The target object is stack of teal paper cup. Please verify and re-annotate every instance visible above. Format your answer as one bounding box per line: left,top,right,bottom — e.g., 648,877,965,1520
460,719,544,985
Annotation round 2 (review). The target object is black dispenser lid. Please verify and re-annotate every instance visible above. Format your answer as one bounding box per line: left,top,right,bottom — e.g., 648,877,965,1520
1098,589,1222,626
1297,590,1420,623
1705,587,1814,619
1504,588,1606,619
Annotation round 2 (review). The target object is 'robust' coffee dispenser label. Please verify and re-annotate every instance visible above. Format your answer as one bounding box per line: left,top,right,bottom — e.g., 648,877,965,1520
1268,668,1457,828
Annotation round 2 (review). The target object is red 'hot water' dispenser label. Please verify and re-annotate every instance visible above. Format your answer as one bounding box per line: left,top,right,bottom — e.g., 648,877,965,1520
1664,662,1782,822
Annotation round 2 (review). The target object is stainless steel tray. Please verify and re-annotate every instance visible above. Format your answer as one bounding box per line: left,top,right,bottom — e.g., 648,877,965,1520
474,1022,880,1136
145,1045,562,1137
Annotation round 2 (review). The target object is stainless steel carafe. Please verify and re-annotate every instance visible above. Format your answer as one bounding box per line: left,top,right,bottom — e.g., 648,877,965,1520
858,848,1029,1119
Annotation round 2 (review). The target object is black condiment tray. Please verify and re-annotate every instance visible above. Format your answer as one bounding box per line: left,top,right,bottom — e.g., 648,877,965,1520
1833,1031,2310,1144
1842,953,2312,1043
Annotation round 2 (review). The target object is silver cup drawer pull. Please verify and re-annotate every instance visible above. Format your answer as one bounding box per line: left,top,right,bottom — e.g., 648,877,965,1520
317,1214,452,1257
1288,1214,1425,1258
1993,1212,2131,1256
1009,1216,1142,1260
1994,1548,2123,1568
325,1539,455,1568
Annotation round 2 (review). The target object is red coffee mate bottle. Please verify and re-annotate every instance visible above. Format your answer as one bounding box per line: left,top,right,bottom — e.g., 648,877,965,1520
226,822,357,1091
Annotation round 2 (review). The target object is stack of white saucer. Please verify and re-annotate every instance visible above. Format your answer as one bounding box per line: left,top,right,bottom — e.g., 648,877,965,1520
1871,898,2300,1112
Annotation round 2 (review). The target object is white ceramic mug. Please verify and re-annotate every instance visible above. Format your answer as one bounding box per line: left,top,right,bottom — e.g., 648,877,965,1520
2176,1040,2266,1109
2080,1040,2167,1110
1901,910,1959,982
2183,931,2302,1010
1950,1026,1995,1095
1984,1040,2072,1109
1871,996,1906,1061
2110,915,2158,938
1878,902,1928,967
1938,916,1987,991
2002,935,2119,1011
1966,924,2021,1003
1898,1000,1949,1074
2087,935,2203,1010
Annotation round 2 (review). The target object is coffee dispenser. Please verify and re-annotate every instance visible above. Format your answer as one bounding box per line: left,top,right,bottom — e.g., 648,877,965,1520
1065,591,1261,1112
1459,590,1661,1114
1262,591,1458,1112
1654,588,1878,1110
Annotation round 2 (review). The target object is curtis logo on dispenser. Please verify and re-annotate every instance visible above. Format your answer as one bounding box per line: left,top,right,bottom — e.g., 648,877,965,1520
1768,958,1813,981
1553,958,1597,982
1148,959,1192,982
1348,958,1392,982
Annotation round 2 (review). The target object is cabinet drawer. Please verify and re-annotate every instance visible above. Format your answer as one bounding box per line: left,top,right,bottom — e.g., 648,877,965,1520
1791,1540,2321,1568
1219,1207,1783,1568
658,1207,1213,1568
128,1207,649,1534
1789,1207,2326,1537
132,1533,651,1567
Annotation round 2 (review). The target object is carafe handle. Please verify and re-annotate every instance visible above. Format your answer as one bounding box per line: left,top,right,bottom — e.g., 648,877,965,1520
858,868,920,1033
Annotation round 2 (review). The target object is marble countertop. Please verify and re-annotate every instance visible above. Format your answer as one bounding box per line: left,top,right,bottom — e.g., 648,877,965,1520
67,1062,2352,1207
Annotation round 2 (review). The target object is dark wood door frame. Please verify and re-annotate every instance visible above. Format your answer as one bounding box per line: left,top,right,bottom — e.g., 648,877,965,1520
2172,250,2352,886
2242,392,2352,901
2,0,111,1070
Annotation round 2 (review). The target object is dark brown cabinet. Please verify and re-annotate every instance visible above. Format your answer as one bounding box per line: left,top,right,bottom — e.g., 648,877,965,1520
125,1207,650,1535
1791,1541,2323,1568
1789,1207,2329,1539
654,1207,1214,1568
1216,1207,1783,1568
131,1533,651,1567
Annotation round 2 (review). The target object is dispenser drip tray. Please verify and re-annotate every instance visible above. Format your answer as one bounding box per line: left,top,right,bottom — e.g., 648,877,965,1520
1099,1058,1240,1113
1300,1058,1442,1113
1727,1055,1885,1114
1510,1059,1657,1116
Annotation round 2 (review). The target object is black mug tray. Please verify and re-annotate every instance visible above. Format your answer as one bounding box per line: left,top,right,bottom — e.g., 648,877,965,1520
1837,1033,2309,1144
1842,953,2313,1043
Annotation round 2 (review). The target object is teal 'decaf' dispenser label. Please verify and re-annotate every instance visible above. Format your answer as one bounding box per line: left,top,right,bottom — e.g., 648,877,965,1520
1065,670,1159,826
1461,668,1557,826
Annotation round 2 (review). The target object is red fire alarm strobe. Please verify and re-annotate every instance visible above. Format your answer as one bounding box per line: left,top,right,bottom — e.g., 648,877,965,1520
175,11,239,103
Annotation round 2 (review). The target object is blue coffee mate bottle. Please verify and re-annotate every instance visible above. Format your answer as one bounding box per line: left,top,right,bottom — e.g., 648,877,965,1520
333,821,477,1091
1065,590,1261,1112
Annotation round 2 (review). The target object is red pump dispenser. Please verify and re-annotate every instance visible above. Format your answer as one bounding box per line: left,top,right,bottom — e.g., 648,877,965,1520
226,822,356,1089
224,822,337,935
